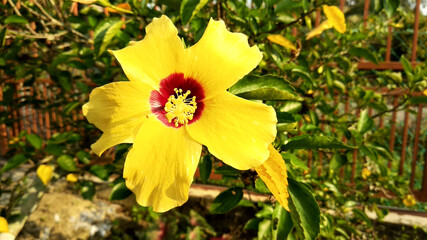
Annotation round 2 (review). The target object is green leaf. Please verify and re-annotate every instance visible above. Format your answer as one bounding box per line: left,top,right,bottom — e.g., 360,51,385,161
63,102,80,115
214,165,240,176
94,19,124,57
288,178,320,240
77,150,91,164
258,219,272,239
109,181,132,200
282,152,308,170
384,0,399,18
198,155,211,184
229,75,301,101
45,144,66,156
276,111,296,123
357,109,374,134
57,155,77,172
282,135,354,151
56,71,72,92
272,204,293,240
349,47,379,64
400,55,412,73
409,96,427,104
255,178,270,194
244,218,263,230
0,27,6,50
352,209,372,228
275,0,302,13
329,153,347,170
81,181,96,200
89,165,110,181
180,0,208,25
1,153,28,173
209,187,243,214
5,15,28,24
26,133,43,149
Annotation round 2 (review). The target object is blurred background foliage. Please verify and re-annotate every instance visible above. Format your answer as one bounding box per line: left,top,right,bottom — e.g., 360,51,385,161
1,0,427,239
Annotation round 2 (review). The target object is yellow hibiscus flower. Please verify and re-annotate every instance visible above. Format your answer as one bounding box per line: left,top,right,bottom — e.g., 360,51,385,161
83,15,277,212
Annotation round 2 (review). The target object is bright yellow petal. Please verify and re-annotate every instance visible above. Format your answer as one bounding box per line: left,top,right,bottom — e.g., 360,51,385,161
124,118,202,212
323,5,346,33
37,165,54,185
255,145,290,211
186,18,262,98
0,217,9,233
306,20,333,40
111,15,186,89
187,92,276,170
82,81,153,156
267,35,297,51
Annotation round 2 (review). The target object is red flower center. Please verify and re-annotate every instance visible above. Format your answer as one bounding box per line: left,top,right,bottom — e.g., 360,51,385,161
150,73,205,128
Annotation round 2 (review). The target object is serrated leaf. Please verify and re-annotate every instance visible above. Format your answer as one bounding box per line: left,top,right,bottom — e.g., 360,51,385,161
1,153,28,173
282,135,354,150
357,109,374,134
5,15,28,24
57,155,77,172
229,75,301,101
267,35,297,50
198,155,211,184
209,187,243,214
323,5,346,33
288,178,320,240
272,204,293,240
255,145,290,211
26,133,43,149
94,19,124,57
180,0,208,25
109,181,132,200
349,47,379,64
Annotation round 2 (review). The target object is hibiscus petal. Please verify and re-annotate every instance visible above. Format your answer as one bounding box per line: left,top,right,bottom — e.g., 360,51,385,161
186,18,262,98
110,15,186,88
82,81,152,156
124,118,202,212
187,92,277,170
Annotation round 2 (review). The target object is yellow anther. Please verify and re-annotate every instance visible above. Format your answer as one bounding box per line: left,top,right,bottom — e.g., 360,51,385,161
164,88,197,127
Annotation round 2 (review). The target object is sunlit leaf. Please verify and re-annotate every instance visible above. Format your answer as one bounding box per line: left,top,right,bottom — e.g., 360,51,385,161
357,109,374,134
94,19,124,57
323,5,346,33
5,15,28,24
255,145,290,211
105,3,133,14
306,21,332,40
267,35,297,50
229,75,301,101
57,155,77,172
26,133,43,149
282,135,354,150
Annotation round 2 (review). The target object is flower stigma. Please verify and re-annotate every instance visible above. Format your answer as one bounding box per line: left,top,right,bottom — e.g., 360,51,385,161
164,88,197,127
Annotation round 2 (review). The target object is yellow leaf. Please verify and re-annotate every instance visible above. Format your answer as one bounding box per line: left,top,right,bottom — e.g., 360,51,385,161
66,173,79,183
255,145,290,211
361,168,371,180
0,217,8,233
37,165,54,185
72,0,97,4
105,3,132,13
323,5,346,33
403,194,416,207
267,35,297,51
306,20,332,40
